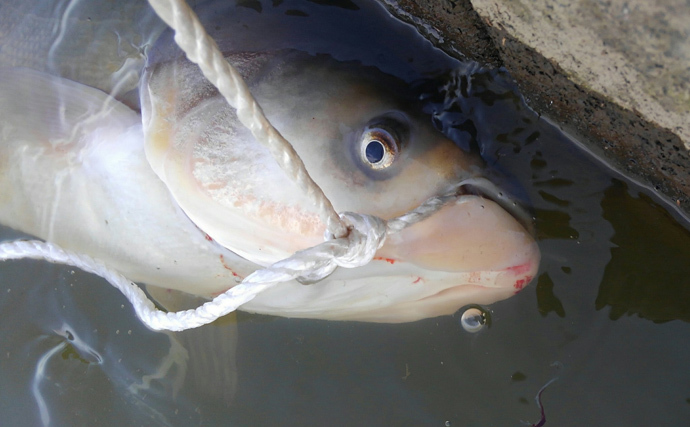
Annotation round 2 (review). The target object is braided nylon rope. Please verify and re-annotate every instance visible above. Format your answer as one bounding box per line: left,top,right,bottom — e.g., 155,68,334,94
146,0,348,239
0,179,480,330
0,212,387,331
0,178,477,331
0,0,483,331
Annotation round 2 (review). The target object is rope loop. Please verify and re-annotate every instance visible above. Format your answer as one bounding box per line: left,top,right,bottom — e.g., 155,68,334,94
332,212,387,269
269,212,388,285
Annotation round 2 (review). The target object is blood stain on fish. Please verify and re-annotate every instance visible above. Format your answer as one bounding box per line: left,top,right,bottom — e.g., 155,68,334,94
514,276,532,292
218,255,242,278
506,262,532,275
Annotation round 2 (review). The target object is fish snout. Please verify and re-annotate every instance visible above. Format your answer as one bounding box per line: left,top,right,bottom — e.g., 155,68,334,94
380,195,540,293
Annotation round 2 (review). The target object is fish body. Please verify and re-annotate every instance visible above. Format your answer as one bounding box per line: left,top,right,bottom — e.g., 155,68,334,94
0,68,256,291
0,48,539,322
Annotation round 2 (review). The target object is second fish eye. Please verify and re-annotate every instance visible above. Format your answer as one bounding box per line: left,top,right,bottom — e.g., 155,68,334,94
359,127,399,170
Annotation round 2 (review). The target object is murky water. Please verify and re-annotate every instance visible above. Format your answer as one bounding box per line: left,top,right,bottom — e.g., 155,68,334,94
1,0,690,426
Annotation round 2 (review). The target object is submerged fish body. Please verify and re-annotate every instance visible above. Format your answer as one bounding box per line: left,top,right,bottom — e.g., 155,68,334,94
0,47,539,322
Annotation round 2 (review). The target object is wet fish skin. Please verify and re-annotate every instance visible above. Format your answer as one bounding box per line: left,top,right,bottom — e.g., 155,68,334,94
141,50,487,265
141,49,540,321
0,68,257,298
0,50,539,322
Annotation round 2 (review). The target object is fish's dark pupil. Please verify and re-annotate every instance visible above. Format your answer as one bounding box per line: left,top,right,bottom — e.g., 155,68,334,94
365,140,385,164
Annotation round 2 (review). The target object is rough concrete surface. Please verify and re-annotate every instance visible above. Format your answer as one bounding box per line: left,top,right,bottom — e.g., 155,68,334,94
382,0,690,211
473,0,689,145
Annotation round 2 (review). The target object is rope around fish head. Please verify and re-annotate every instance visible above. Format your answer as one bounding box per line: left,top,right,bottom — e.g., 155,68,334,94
0,0,481,331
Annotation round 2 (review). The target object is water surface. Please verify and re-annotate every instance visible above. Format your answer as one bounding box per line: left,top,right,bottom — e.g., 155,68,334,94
1,0,689,426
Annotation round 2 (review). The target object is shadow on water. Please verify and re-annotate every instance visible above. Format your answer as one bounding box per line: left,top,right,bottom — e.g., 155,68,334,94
1,0,690,426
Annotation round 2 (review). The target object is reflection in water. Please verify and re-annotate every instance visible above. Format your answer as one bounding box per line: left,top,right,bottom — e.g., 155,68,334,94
459,306,489,333
598,179,690,322
0,0,690,425
0,261,196,426
33,339,67,426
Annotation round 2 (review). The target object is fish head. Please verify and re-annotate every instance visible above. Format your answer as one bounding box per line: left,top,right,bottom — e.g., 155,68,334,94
141,50,540,321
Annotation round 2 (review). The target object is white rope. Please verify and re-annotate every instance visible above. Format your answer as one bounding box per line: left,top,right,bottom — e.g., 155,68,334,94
387,177,500,233
0,0,484,331
0,174,478,331
0,186,468,331
145,0,348,239
0,212,386,331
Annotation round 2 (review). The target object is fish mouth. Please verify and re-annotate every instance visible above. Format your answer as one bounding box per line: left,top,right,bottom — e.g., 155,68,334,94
378,176,540,293
243,177,540,323
451,176,535,236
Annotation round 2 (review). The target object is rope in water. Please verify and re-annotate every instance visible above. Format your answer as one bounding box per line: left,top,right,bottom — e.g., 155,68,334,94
0,199,452,331
0,0,482,331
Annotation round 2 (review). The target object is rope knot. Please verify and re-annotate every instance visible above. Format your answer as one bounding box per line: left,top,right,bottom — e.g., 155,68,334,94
332,212,388,269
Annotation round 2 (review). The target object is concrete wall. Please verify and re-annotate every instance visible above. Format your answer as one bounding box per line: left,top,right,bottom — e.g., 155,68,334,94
381,0,690,211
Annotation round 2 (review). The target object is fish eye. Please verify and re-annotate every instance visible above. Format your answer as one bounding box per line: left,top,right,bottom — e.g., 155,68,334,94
365,140,385,163
359,126,400,170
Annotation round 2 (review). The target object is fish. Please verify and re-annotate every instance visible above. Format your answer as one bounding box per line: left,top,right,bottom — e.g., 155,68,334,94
0,45,539,323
